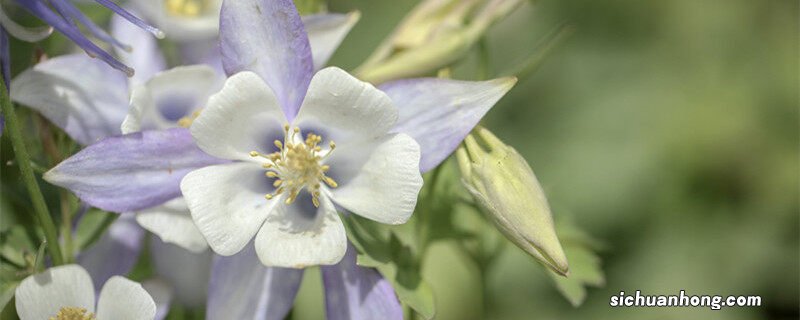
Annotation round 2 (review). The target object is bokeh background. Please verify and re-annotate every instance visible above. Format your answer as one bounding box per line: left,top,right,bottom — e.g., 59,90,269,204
315,0,798,319
1,0,797,319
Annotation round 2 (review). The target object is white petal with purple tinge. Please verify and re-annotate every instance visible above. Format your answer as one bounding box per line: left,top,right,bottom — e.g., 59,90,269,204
190,71,287,162
136,197,208,253
15,265,95,320
182,162,281,256
330,133,422,225
254,194,347,268
11,54,129,145
95,276,156,320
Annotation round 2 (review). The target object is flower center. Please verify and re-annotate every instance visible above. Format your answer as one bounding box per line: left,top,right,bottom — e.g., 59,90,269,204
164,0,211,17
250,125,338,207
51,307,95,320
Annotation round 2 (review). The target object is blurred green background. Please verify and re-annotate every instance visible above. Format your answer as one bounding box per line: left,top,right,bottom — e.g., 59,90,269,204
321,0,799,319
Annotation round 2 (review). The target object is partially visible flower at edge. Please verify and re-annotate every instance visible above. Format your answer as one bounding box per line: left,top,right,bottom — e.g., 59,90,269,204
0,0,164,76
15,264,156,320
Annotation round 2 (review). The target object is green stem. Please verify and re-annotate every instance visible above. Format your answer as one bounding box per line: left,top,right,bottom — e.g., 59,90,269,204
511,23,575,82
0,79,64,266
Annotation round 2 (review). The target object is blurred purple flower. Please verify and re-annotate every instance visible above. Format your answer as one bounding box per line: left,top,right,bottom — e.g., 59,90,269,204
2,0,163,76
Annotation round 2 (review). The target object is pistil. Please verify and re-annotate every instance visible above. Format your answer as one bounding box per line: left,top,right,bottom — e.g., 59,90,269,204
250,125,337,207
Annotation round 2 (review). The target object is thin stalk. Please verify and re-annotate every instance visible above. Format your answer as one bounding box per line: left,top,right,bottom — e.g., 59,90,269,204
0,78,64,265
510,23,575,82
477,37,490,81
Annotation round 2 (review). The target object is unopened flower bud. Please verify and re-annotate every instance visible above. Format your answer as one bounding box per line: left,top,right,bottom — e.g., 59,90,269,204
456,127,569,275
355,0,523,84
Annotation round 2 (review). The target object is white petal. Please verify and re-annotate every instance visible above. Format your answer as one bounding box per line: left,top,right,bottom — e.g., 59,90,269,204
122,65,223,134
190,71,288,161
96,276,156,320
136,197,209,253
330,134,422,225
293,67,397,145
15,265,95,320
149,238,213,308
141,279,173,320
303,12,360,70
10,54,129,145
255,195,347,268
181,162,280,256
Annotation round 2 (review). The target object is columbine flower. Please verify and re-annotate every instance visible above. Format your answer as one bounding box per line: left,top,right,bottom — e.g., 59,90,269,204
1,0,164,76
43,0,516,266
15,264,156,320
181,66,425,267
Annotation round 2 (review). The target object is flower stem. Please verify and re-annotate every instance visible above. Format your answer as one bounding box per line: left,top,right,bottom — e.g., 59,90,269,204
0,78,64,266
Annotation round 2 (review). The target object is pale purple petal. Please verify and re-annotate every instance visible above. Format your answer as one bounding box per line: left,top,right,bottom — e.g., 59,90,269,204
379,77,516,172
149,237,213,308
10,54,129,145
77,214,144,291
0,26,7,136
219,0,313,120
179,39,225,75
303,12,360,70
111,10,167,85
207,244,304,320
321,243,403,320
1,26,9,90
44,128,226,212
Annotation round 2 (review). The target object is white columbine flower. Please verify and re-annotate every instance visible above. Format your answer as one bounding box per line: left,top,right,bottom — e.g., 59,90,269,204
181,68,424,268
15,264,156,320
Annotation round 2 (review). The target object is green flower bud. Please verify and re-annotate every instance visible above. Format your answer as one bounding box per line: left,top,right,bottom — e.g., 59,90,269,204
456,127,569,276
355,0,524,84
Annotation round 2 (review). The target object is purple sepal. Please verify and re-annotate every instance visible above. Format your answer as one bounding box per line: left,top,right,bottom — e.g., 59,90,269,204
380,77,515,172
207,243,304,320
77,214,145,291
321,243,403,320
44,128,227,213
219,0,313,121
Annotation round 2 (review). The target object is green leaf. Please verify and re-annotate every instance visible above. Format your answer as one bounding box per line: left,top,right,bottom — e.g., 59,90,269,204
344,216,436,319
0,281,17,314
0,226,36,268
546,218,605,307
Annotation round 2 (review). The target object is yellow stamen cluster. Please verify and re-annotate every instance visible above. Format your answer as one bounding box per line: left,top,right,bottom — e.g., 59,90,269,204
250,125,338,207
51,307,95,320
164,0,209,17
177,109,202,128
